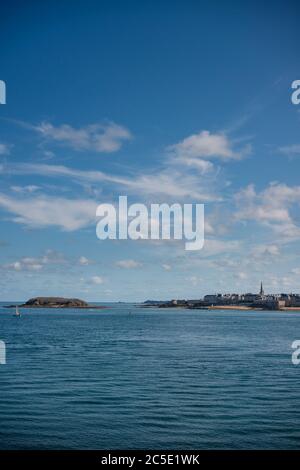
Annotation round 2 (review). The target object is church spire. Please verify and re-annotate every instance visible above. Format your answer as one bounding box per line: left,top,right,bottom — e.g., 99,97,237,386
260,281,264,296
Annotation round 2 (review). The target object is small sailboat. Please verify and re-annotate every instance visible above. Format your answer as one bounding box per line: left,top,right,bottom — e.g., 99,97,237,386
14,305,21,318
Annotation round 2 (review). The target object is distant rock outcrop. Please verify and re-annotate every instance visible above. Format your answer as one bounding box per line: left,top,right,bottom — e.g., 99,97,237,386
5,297,105,309
24,297,89,308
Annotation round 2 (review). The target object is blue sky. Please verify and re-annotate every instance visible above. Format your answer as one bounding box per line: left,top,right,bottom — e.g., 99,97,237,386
0,0,300,301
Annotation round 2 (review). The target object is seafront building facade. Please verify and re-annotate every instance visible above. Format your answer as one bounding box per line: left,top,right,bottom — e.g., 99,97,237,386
159,283,300,310
200,283,300,309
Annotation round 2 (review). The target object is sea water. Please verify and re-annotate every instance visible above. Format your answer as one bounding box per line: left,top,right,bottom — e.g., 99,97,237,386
0,303,300,449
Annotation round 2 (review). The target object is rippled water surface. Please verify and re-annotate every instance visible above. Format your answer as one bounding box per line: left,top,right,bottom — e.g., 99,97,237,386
1,304,300,449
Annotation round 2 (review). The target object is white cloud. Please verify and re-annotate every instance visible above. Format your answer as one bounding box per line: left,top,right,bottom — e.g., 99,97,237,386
1,250,68,272
279,144,300,157
41,249,67,265
162,264,172,271
251,244,280,257
291,268,300,275
168,130,248,161
0,192,97,231
170,156,215,174
202,238,241,257
78,256,93,266
268,275,291,289
235,183,300,241
123,169,218,200
0,143,10,155
115,259,142,269
11,185,40,194
186,275,202,286
91,276,104,285
182,158,214,173
3,257,43,272
35,121,132,153
235,271,248,280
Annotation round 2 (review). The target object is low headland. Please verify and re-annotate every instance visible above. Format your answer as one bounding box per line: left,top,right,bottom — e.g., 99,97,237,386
5,297,106,309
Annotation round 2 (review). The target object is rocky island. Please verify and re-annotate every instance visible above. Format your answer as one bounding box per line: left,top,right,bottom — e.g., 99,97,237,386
5,297,106,309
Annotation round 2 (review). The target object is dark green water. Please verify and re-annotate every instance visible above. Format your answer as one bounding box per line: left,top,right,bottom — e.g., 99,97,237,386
0,304,300,449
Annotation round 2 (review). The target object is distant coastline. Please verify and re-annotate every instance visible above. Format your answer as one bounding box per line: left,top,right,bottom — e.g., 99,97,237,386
143,302,300,312
143,283,300,311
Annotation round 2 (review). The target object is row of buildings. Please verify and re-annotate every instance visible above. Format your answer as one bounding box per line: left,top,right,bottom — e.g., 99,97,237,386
158,283,300,310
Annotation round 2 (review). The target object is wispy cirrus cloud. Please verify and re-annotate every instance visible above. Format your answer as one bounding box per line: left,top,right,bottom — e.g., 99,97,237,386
2,126,244,204
7,162,219,201
34,121,132,153
279,144,300,157
0,127,250,238
201,238,242,257
10,185,40,194
0,164,217,232
0,192,97,231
